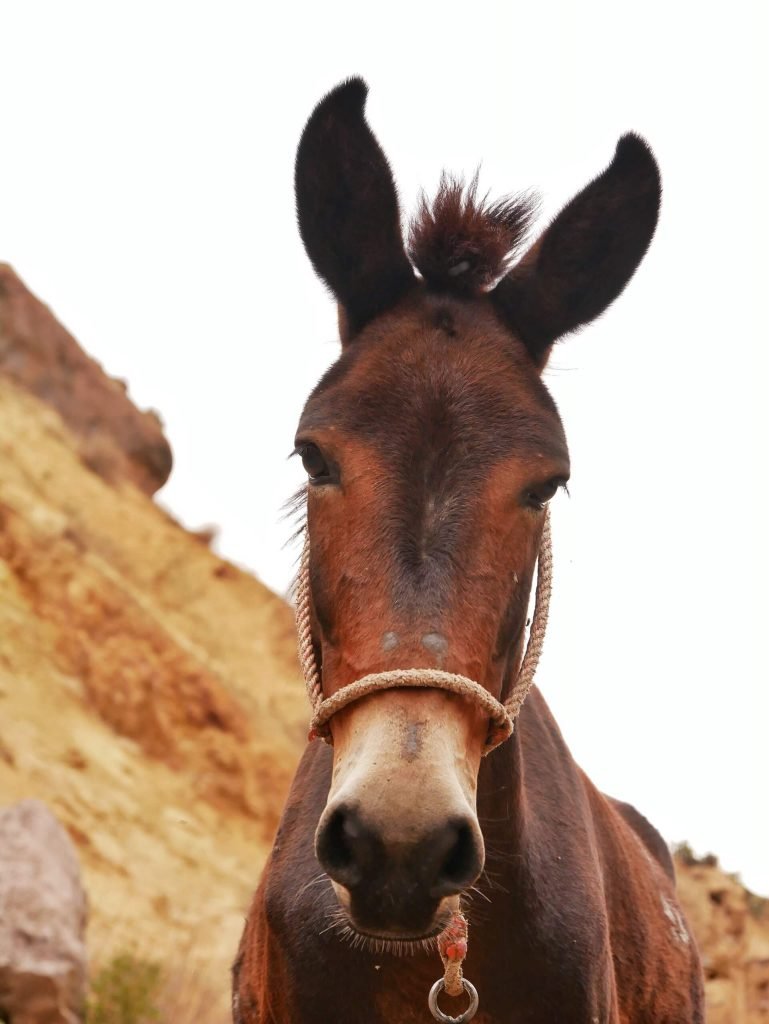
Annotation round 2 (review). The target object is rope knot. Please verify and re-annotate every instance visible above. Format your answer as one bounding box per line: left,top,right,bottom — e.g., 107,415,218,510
438,910,469,998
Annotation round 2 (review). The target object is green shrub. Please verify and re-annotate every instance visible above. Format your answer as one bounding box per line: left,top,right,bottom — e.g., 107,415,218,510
671,841,718,868
87,952,163,1024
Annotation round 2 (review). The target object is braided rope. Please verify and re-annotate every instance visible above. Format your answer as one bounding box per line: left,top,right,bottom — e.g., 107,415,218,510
296,536,322,708
295,509,553,754
310,669,514,748
437,909,469,998
505,509,552,721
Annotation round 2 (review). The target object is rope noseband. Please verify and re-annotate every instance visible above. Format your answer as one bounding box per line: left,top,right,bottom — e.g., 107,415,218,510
295,508,552,754
294,511,553,1022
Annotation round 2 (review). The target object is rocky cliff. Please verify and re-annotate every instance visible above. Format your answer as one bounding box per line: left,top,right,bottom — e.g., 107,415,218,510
0,265,766,1021
677,850,769,1023
0,265,306,1017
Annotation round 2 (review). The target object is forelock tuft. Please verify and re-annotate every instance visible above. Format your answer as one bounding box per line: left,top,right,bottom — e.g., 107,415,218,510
407,173,538,295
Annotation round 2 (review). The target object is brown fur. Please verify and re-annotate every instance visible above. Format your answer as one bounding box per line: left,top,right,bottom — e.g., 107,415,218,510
408,174,537,295
234,79,704,1023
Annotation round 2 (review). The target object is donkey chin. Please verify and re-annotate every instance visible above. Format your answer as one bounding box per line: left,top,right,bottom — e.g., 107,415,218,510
313,689,487,951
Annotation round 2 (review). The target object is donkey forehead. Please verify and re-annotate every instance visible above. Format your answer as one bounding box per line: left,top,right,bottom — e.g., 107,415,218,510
298,297,569,465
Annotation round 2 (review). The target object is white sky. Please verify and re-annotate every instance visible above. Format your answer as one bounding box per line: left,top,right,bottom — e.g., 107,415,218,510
2,1,767,894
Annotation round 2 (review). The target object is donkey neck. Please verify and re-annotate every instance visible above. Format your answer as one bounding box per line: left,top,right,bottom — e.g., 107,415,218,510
474,622,595,901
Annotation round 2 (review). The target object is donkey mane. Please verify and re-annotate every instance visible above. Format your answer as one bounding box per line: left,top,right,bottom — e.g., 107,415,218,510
408,174,537,296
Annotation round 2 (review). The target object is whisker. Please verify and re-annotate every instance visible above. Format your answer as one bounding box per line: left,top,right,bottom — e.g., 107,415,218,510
469,885,492,904
317,905,440,958
480,867,511,895
318,906,348,937
296,872,329,899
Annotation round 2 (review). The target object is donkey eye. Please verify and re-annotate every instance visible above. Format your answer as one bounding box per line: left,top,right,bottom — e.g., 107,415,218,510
299,443,331,482
524,477,567,509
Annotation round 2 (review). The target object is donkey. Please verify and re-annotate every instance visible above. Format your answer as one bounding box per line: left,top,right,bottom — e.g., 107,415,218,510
233,78,704,1024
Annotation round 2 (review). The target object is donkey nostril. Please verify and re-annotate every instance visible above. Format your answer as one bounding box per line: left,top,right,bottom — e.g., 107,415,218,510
316,806,365,887
317,806,482,904
432,822,483,897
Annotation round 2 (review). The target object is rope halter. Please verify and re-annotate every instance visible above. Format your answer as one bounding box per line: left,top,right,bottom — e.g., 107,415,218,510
295,509,553,755
295,511,554,1022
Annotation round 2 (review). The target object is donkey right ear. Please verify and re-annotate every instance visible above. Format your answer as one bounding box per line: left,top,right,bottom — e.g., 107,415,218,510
295,78,416,341
491,134,661,369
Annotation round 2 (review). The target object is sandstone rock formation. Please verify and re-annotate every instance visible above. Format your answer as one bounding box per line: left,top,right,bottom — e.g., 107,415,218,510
0,267,306,1017
0,265,766,1021
676,851,769,1023
0,800,88,1024
0,263,171,496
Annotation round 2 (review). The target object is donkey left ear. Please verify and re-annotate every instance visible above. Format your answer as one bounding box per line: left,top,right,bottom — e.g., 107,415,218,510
491,134,661,369
295,78,416,341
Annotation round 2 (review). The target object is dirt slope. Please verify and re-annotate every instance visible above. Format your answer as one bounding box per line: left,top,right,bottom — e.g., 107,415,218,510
0,266,306,1016
1,265,767,1021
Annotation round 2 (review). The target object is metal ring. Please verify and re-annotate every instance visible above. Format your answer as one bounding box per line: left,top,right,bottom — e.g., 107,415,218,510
428,977,479,1023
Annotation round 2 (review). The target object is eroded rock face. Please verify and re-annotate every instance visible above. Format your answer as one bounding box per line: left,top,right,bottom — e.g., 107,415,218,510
0,264,171,495
676,854,769,1023
0,266,305,1012
0,800,87,1024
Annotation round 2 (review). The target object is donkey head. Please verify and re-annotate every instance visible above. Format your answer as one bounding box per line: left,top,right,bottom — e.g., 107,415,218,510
294,78,660,943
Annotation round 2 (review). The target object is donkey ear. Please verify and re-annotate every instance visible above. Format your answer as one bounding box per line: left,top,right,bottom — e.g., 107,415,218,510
491,134,661,368
295,78,416,340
